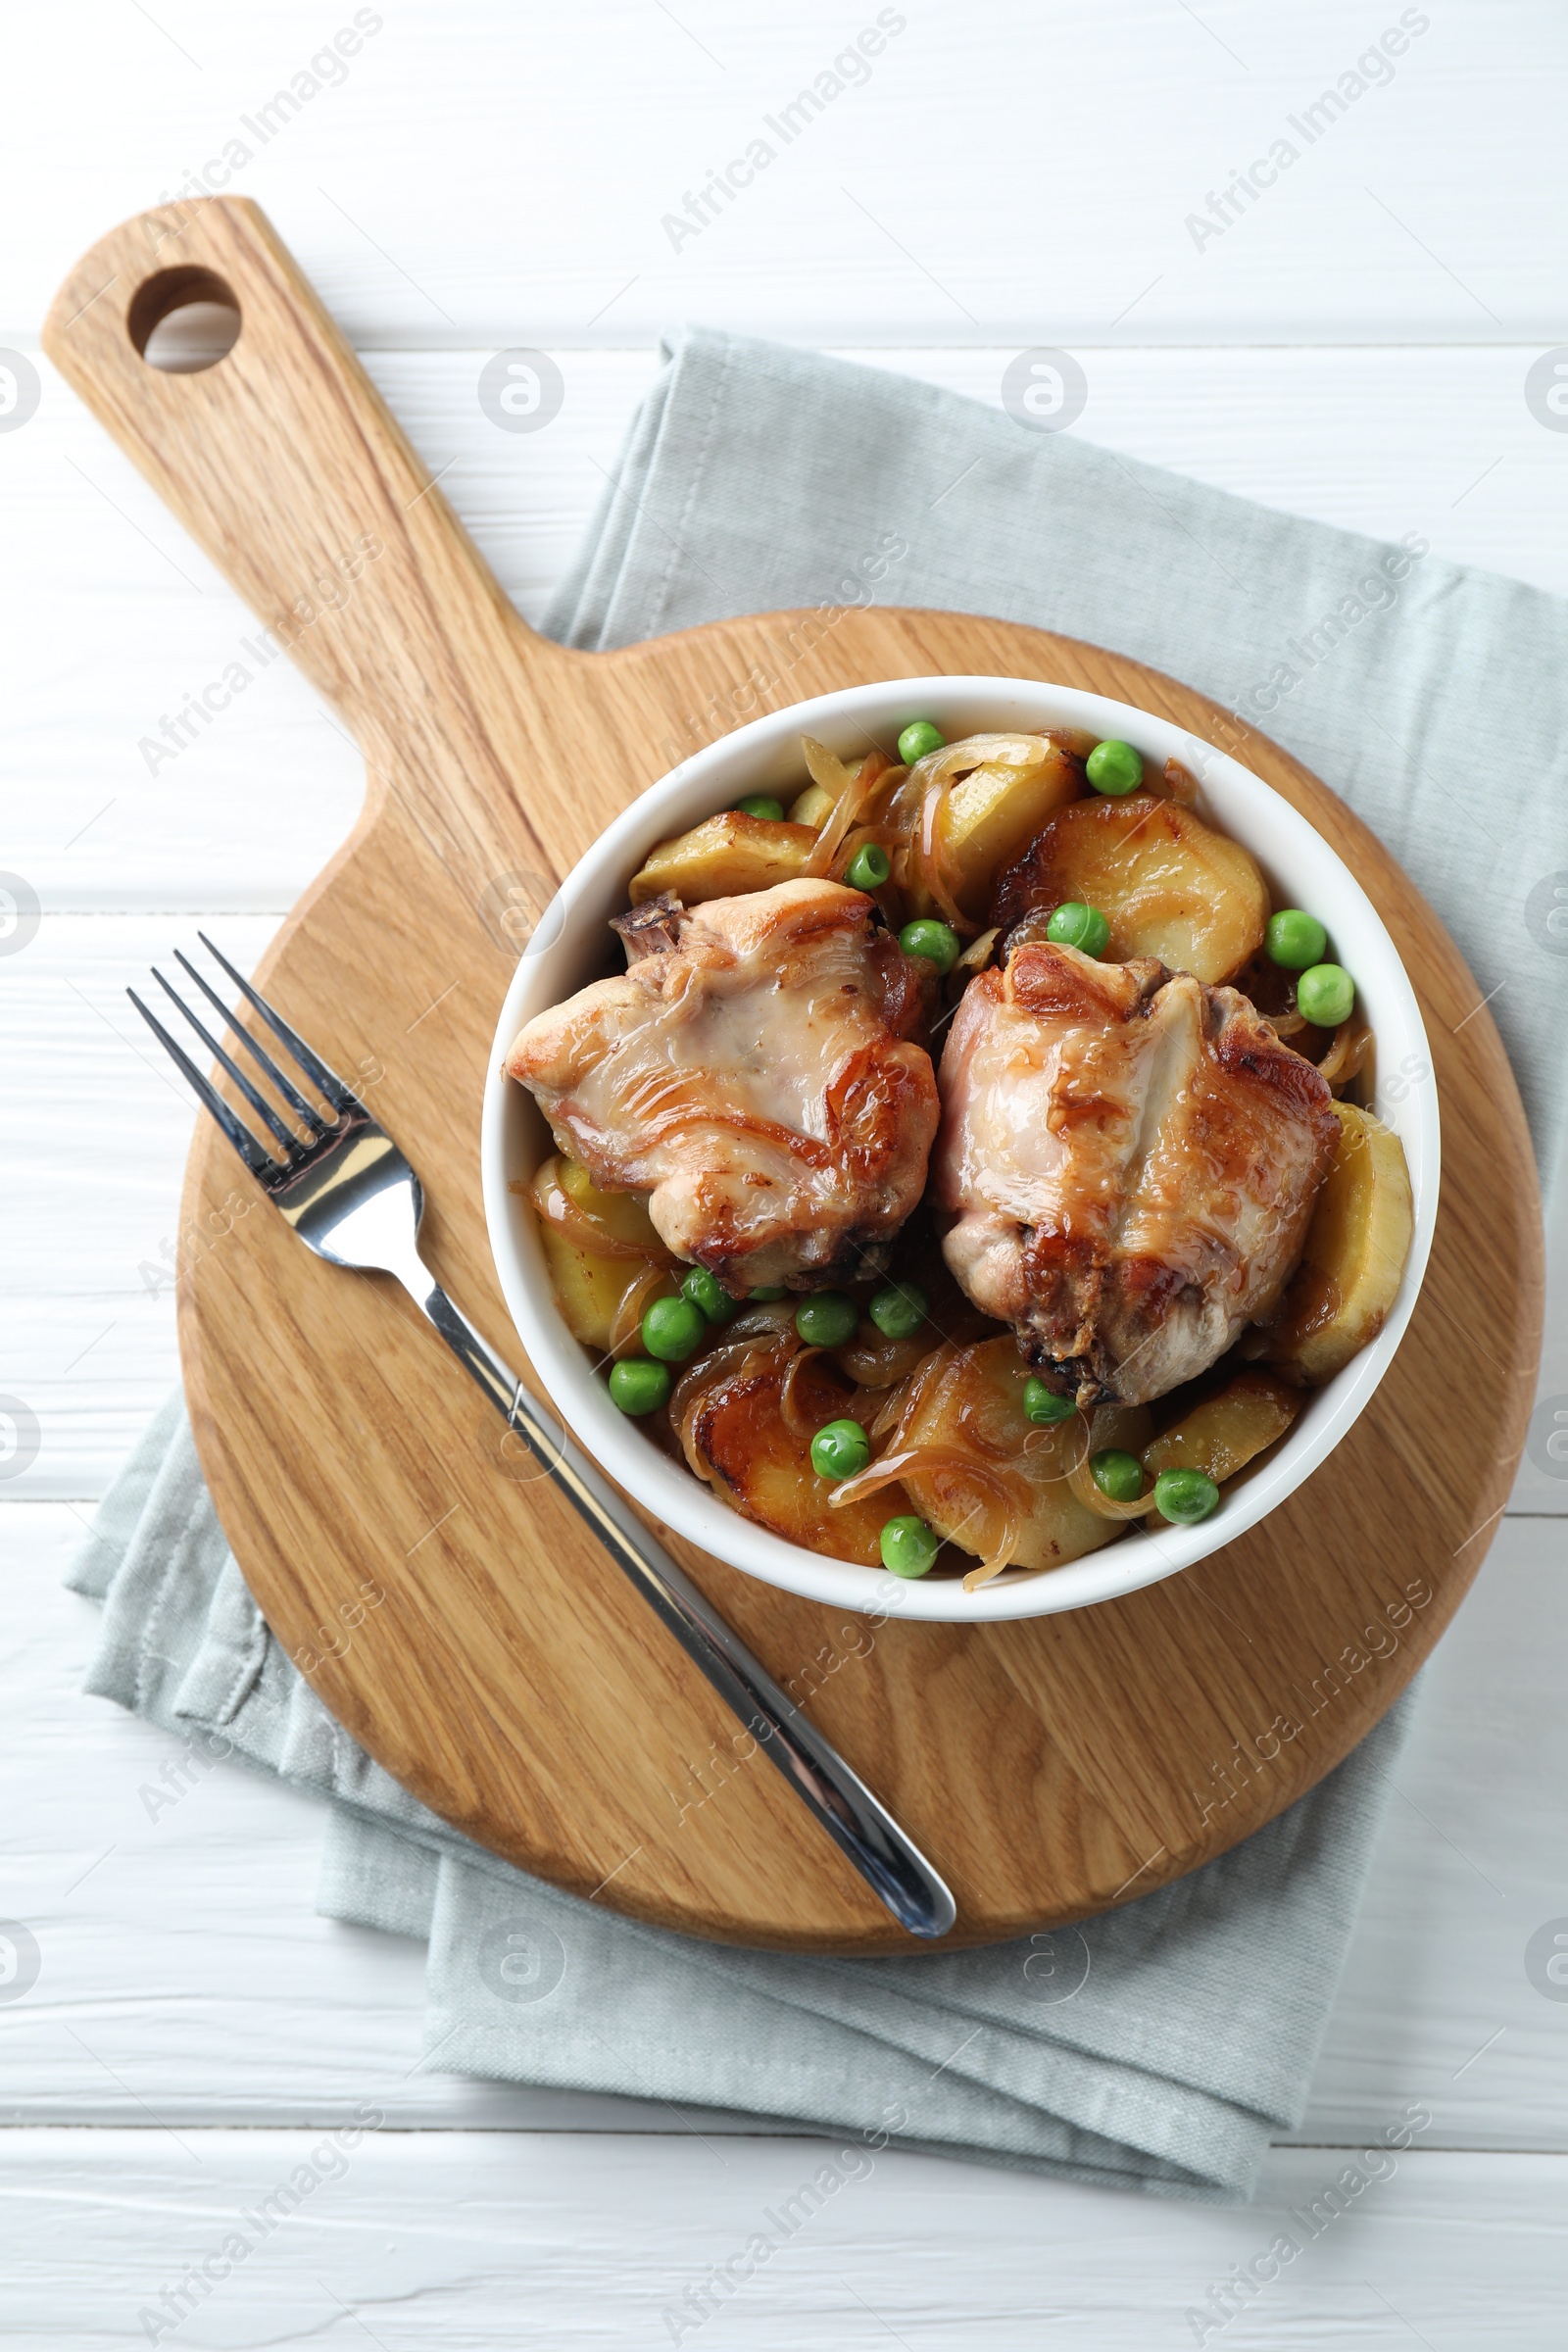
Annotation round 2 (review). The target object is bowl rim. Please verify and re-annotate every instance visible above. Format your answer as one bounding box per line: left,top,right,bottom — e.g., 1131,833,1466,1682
480,673,1440,1623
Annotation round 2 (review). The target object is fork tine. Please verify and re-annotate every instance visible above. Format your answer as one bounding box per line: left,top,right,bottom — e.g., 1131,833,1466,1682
172,949,328,1137
150,970,305,1160
196,932,360,1117
127,989,281,1181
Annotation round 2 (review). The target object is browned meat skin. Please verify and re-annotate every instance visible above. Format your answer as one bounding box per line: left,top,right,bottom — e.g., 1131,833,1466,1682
507,879,941,1293
933,939,1339,1405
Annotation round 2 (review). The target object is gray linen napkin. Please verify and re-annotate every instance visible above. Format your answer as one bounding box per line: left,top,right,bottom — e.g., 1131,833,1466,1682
69,327,1568,2202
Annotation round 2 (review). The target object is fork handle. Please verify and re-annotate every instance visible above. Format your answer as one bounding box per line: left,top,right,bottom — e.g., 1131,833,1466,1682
414,1279,956,1941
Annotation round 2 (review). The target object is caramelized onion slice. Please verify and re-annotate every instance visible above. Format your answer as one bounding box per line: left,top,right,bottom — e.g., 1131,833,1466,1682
827,1439,1034,1590
801,735,856,803
915,774,971,931
1314,1017,1373,1096
833,1323,932,1390
1063,1422,1154,1521
870,1342,965,1454
1152,756,1200,806
608,1263,681,1359
527,1155,666,1262
1065,1458,1152,1522
828,1441,1017,1511
828,1444,1029,1592
726,1300,799,1343
952,926,1001,984
779,1346,827,1436
961,1531,1026,1593
804,745,898,878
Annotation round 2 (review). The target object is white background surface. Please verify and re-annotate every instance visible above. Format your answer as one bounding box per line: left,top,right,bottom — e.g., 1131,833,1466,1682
3,2,1567,2343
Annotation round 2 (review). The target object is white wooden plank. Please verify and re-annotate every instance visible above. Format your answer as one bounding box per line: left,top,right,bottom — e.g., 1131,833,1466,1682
4,2,1567,348
4,2132,1566,2349
6,1498,1567,2142
1297,1517,1568,2147
0,916,272,1497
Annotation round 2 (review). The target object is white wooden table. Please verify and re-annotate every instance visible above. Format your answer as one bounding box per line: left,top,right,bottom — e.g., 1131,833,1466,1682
4,4,1567,2341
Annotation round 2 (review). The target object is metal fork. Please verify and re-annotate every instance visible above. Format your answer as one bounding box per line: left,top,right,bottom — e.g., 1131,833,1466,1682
130,935,956,1940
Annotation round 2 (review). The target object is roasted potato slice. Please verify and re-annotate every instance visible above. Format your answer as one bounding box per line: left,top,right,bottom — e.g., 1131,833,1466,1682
1254,1102,1414,1384
942,742,1085,918
539,1228,658,1350
680,1342,906,1565
628,811,817,906
902,735,1084,922
557,1158,666,1255
992,790,1268,984
1143,1369,1298,1484
787,783,837,829
528,1154,670,1349
888,1336,1118,1580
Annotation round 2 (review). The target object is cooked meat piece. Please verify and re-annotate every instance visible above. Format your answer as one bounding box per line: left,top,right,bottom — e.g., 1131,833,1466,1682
507,879,940,1293
933,939,1339,1405
611,894,686,960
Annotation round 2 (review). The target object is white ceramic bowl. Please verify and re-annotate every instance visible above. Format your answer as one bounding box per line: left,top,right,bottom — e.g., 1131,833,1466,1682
482,677,1438,1622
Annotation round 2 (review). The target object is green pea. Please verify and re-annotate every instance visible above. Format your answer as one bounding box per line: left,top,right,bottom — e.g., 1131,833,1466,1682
1090,1447,1145,1502
1265,908,1328,971
1022,1377,1076,1425
845,843,892,891
734,794,785,821
748,1286,789,1302
641,1294,707,1362
1152,1466,1220,1525
899,917,960,973
897,719,945,766
1297,962,1354,1028
795,1292,858,1348
868,1280,927,1340
608,1357,672,1416
881,1514,940,1577
810,1417,871,1480
1045,902,1110,958
682,1266,736,1325
1085,739,1144,797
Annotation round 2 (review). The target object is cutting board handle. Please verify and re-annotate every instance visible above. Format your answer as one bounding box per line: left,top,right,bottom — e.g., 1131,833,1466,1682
42,197,570,763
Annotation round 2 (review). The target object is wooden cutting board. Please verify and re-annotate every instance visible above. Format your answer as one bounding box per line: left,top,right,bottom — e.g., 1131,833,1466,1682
44,198,1544,1953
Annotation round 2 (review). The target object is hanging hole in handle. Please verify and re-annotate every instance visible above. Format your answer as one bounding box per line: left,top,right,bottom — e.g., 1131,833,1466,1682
128,267,242,373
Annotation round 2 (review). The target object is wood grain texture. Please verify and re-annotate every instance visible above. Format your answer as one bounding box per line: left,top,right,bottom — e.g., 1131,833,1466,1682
41,199,1543,1954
